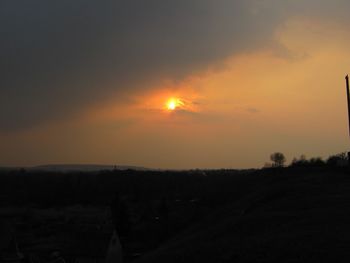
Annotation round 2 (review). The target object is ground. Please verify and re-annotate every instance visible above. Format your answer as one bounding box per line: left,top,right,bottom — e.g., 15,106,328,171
1,168,349,262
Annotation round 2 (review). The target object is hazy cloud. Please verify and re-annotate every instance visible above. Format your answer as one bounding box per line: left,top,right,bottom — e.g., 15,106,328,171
1,0,349,131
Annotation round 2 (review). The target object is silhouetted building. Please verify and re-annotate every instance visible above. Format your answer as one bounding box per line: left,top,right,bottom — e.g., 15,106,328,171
110,193,130,238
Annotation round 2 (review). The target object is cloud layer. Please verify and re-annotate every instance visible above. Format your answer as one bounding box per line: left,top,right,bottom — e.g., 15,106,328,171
1,0,349,131
0,1,276,130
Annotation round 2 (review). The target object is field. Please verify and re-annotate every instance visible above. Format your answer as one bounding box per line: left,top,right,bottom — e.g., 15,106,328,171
1,167,349,262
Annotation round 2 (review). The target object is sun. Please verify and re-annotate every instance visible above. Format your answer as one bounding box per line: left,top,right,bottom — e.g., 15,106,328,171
165,97,185,111
166,98,178,111
167,99,176,110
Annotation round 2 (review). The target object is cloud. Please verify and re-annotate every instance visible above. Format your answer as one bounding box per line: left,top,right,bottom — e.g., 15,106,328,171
1,0,349,131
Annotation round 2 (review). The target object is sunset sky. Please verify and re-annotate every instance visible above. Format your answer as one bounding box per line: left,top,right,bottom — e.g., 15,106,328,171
1,1,350,169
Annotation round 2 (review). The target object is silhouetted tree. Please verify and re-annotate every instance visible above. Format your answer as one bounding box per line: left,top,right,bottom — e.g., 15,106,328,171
309,157,325,166
291,154,327,167
327,152,348,167
270,152,286,167
295,154,307,166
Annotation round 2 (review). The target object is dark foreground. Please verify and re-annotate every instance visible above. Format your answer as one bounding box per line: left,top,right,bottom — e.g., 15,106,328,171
1,167,349,263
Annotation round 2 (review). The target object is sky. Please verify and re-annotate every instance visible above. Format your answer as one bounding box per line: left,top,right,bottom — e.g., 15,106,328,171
1,0,350,169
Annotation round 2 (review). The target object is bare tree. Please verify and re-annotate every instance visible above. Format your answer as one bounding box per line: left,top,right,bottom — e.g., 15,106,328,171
270,152,286,167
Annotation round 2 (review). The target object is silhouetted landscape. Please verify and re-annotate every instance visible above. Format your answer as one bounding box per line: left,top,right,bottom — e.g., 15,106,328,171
1,155,350,262
2,1,350,262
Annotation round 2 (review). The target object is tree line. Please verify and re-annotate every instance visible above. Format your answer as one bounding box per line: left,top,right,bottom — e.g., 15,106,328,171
266,152,348,168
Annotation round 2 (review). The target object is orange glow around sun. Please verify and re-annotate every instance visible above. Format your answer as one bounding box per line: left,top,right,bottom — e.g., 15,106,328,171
121,86,200,115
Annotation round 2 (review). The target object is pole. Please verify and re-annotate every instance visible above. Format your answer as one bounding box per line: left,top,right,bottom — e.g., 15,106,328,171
346,75,350,134
346,75,350,163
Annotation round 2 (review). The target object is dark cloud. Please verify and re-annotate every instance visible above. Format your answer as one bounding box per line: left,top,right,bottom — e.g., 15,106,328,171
0,0,348,131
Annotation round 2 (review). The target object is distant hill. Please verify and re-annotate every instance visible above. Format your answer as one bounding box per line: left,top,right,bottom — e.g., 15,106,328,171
0,164,150,172
32,164,150,172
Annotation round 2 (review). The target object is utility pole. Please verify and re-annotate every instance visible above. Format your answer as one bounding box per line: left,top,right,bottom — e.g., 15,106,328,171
346,75,350,162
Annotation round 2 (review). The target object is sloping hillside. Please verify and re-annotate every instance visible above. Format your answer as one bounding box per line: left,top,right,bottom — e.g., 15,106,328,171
133,170,350,263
